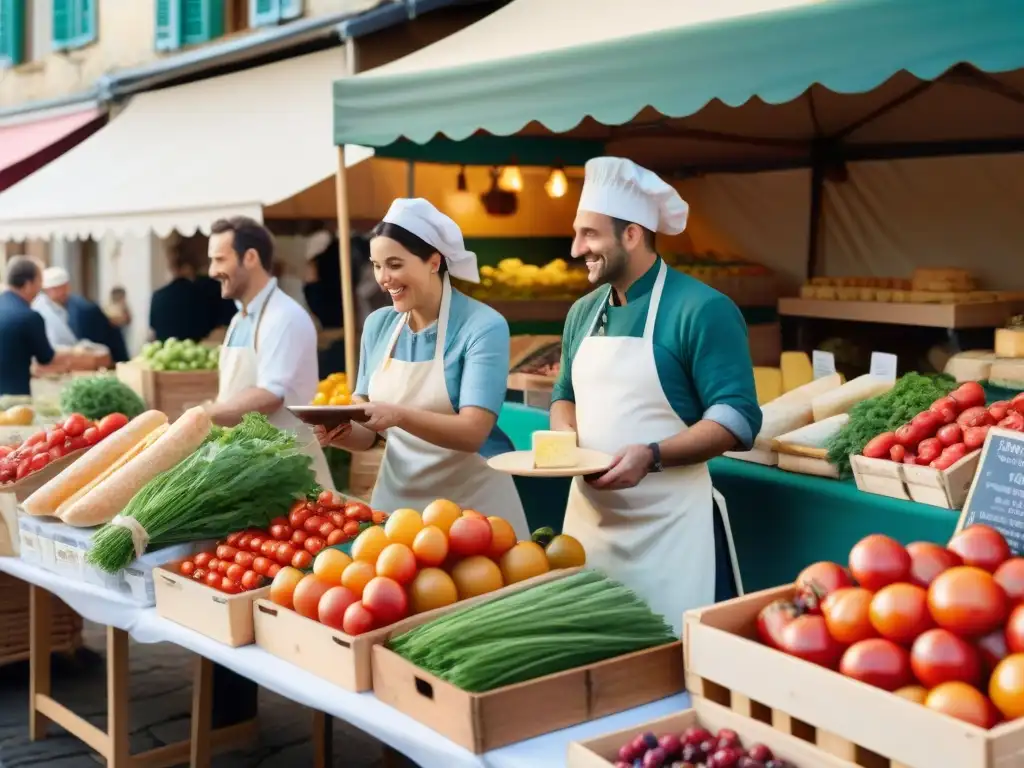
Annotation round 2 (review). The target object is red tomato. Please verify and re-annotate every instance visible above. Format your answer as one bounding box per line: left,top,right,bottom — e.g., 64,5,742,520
329,511,347,528
989,654,1024,720
225,532,243,546
936,423,963,447
1006,604,1024,654
926,681,997,728
910,628,982,688
326,529,346,546
292,575,332,620
956,406,993,430
45,428,66,450
226,564,246,583
260,540,279,558
240,571,264,591
964,426,991,451
989,401,1012,422
234,551,255,569
30,452,49,472
448,516,493,557
216,544,238,561
220,577,241,595
204,571,221,588
82,427,101,445
318,490,336,508
342,601,376,635
291,530,309,546
848,534,911,591
194,552,213,569
995,558,1024,602
907,542,963,588
839,638,913,691
822,587,877,645
217,560,232,575
253,556,273,576
303,515,327,534
48,446,65,462
269,524,291,541
304,536,326,556
361,576,409,626
928,566,1009,637
248,535,266,553
318,586,360,630
977,629,1010,675
318,521,336,539
236,533,253,550
192,568,208,582
289,505,312,530
756,599,802,649
266,563,281,579
950,381,986,410
207,558,222,573
930,396,960,417
97,413,129,437
948,525,1011,572
869,583,934,645
63,413,88,437
795,561,853,609
291,550,313,570
342,520,360,537
269,515,289,528
276,543,296,566
179,561,195,577
345,502,373,522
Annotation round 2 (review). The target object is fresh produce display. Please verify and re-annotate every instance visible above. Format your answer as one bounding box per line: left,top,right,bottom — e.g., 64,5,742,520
859,383,1024,469
311,372,351,405
0,412,129,486
825,372,957,476
88,413,316,572
268,499,587,636
463,258,591,300
612,726,795,768
138,338,219,372
756,525,1024,728
60,375,146,421
0,404,35,427
389,570,672,692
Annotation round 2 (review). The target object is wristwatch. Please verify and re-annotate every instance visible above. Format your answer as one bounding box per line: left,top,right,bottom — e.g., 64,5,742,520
647,442,663,473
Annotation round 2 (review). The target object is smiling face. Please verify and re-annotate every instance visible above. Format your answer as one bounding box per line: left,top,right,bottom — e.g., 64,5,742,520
209,231,255,301
370,236,442,314
571,211,631,286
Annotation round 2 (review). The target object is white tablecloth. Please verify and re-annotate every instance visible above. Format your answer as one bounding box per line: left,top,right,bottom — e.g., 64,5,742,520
0,556,689,768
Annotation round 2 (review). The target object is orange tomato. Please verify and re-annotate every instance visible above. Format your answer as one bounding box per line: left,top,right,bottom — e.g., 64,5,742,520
544,534,586,569
376,543,418,585
340,560,376,598
485,516,517,560
408,568,459,614
422,499,461,534
312,548,352,584
384,508,424,547
268,566,304,610
868,583,934,645
499,541,550,585
990,654,1024,720
412,525,449,568
893,685,928,704
351,526,389,563
451,556,504,599
821,587,877,645
292,575,332,620
926,681,998,728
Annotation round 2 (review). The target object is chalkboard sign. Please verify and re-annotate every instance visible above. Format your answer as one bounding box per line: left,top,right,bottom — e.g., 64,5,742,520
958,428,1024,555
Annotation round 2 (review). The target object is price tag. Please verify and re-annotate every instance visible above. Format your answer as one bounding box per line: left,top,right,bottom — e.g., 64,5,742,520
959,428,1024,556
870,352,898,382
812,350,836,379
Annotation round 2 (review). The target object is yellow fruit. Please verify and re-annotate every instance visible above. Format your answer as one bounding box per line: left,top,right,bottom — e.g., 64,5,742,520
351,526,389,564
312,392,328,405
408,568,459,614
451,556,504,599
340,560,375,597
312,548,352,584
545,534,587,569
329,393,351,405
499,541,550,584
485,516,517,560
384,508,424,547
422,499,462,534
317,380,334,395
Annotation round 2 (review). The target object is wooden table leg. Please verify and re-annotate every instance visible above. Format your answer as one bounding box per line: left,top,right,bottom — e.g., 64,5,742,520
29,585,52,741
190,657,214,768
312,710,333,768
107,627,130,768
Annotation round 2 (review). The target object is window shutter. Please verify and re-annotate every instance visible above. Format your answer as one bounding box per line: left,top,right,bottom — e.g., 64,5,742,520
0,0,25,66
52,0,73,49
53,0,97,50
250,0,281,27
280,0,302,20
155,0,182,51
183,0,224,45
76,0,97,47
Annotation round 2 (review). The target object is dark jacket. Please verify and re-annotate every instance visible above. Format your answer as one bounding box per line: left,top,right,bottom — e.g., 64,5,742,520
68,294,129,363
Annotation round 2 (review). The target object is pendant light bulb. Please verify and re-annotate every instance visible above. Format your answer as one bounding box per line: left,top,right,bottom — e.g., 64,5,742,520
497,165,523,193
544,168,568,199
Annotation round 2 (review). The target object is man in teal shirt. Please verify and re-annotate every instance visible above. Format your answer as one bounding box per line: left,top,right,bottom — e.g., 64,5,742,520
551,157,760,622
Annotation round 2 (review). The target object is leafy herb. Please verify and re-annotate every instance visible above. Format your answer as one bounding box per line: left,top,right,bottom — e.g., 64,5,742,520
826,373,957,477
60,375,146,421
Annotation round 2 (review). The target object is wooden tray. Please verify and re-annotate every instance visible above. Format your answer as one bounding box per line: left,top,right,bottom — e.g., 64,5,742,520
487,448,613,477
288,405,368,428
1,447,89,503
850,450,981,509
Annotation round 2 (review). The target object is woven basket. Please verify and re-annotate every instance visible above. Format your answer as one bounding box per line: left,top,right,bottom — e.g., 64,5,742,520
0,573,83,667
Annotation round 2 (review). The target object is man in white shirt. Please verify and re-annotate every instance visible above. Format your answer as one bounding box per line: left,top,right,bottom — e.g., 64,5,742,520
32,267,80,349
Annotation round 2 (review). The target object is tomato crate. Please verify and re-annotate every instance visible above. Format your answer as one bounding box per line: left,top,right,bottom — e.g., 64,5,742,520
684,586,1024,768
567,696,858,768
850,450,981,509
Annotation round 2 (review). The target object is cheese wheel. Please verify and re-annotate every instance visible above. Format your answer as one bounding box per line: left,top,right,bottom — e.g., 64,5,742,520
22,410,169,517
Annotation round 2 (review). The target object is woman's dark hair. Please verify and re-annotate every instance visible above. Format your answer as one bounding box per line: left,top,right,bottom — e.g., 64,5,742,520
370,222,447,274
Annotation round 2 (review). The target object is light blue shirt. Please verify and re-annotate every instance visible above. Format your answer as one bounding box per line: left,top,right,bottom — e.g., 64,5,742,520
355,288,514,458
225,278,277,349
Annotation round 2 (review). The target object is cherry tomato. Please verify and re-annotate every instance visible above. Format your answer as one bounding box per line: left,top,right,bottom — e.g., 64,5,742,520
226,564,246,583
269,516,289,529
342,520,360,536
226,532,243,547
839,639,912,691
977,629,1009,676
950,381,986,410
869,583,934,645
291,550,313,570
216,560,232,575
318,490,335,507
249,535,266,553
220,577,241,595
260,540,279,558
936,423,963,447
97,412,129,437
318,521,337,539
240,570,265,591
304,536,326,556
822,587,877,645
237,533,253,550
30,452,50,472
303,515,327,534
207,558,221,573
994,558,1024,602
326,529,346,546
777,615,843,668
906,541,962,587
990,654,1024,720
910,628,982,688
928,566,1008,638
63,413,88,437
276,543,296,566
289,506,312,530
194,552,213,569
849,534,911,591
989,401,1012,422
179,561,195,577
795,561,852,611
266,563,281,579
204,571,221,588
80,427,98,445
756,599,801,650
216,544,238,561
1006,604,1024,654
234,551,255,569
926,681,997,728
253,556,273,576
329,511,347,528
192,568,208,582
269,524,291,541
948,525,1011,573
291,530,309,546
45,428,66,450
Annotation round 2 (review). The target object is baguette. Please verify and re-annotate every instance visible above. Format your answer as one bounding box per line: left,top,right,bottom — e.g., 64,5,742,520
22,410,169,517
57,407,212,529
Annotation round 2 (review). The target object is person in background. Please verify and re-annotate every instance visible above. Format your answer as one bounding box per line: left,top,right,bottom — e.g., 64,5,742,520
103,286,132,336
68,293,130,363
303,230,344,330
0,258,71,395
549,156,761,634
31,267,80,349
196,269,237,337
149,253,209,342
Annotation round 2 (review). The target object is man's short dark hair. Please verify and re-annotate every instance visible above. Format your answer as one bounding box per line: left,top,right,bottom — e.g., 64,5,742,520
210,216,274,272
610,217,657,251
6,257,40,290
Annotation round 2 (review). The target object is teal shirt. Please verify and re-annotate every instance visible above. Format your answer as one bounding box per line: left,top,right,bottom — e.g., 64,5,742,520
355,288,514,458
551,258,762,449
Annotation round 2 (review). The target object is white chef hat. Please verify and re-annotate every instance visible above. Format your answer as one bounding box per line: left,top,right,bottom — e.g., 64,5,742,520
382,198,479,283
42,266,70,289
578,157,689,235
304,230,334,261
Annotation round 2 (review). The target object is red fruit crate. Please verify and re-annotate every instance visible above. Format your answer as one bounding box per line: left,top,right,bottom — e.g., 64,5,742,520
684,586,1024,768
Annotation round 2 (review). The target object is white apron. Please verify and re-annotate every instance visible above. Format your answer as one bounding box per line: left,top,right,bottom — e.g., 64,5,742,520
563,261,743,635
218,289,335,491
368,275,530,541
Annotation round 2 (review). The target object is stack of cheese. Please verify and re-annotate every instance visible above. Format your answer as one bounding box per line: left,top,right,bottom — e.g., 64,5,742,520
945,317,1024,389
754,351,815,405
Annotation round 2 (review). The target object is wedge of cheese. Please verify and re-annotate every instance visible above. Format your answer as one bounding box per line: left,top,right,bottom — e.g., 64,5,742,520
811,374,894,422
780,352,813,393
944,350,996,383
751,373,844,452
996,328,1024,359
773,414,850,458
754,367,783,405
532,430,578,469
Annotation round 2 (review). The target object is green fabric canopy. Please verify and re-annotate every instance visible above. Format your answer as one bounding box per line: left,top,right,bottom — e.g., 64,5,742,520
333,0,1024,153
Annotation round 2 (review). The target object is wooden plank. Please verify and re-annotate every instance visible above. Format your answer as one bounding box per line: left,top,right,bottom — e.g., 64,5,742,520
778,297,1024,329
35,695,109,756
190,656,214,768
107,627,131,767
28,585,51,741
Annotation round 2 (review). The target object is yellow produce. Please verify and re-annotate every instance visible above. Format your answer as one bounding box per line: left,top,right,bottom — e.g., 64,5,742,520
384,508,425,547
545,534,587,568
408,568,459,613
451,556,504,599
351,526,389,563
422,498,461,534
312,372,351,405
499,541,550,584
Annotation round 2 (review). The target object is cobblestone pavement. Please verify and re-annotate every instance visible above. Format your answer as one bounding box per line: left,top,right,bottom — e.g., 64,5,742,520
0,623,419,767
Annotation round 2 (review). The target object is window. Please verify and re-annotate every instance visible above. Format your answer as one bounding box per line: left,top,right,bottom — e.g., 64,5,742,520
156,0,302,51
52,0,97,51
251,0,303,27
0,0,25,66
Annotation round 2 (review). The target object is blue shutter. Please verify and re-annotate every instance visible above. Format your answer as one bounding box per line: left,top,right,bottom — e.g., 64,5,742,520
0,0,25,66
183,0,224,45
53,0,73,49
53,0,97,50
75,0,97,47
280,0,302,20
155,0,182,51
250,0,280,27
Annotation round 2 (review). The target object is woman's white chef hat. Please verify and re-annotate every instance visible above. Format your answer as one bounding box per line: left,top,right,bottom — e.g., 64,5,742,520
577,157,689,235
382,198,479,283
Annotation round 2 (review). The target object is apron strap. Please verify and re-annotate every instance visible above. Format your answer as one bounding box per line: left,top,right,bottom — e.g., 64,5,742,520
584,286,613,338
642,261,668,341
252,287,277,354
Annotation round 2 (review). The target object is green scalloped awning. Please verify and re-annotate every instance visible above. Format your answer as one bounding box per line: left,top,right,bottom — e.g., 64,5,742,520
333,0,1024,162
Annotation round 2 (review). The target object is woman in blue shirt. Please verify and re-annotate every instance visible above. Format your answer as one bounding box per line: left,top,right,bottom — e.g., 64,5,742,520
317,199,529,539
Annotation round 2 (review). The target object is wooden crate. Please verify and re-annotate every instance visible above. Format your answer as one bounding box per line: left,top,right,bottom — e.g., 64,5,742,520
684,586,1024,768
0,573,83,667
116,362,218,422
850,450,981,509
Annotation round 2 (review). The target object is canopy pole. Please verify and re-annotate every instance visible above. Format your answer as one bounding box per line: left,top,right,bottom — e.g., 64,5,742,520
406,161,415,196
335,146,357,380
